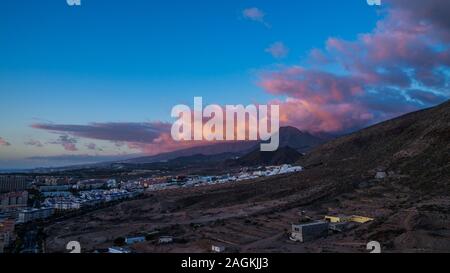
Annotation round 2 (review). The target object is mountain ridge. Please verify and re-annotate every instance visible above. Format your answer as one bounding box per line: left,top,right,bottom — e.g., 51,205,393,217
227,146,303,167
122,126,325,164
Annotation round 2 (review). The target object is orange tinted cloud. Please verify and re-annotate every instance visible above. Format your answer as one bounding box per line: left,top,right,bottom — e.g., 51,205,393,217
259,0,449,133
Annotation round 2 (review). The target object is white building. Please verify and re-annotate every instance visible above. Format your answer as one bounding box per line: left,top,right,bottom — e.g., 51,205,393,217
106,179,117,188
53,201,81,210
211,245,226,253
159,236,173,244
108,247,131,254
18,207,54,223
42,191,72,198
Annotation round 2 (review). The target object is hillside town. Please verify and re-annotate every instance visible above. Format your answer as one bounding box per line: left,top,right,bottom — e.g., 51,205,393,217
0,164,303,253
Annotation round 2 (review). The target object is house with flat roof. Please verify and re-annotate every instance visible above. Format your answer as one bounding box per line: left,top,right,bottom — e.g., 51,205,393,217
125,236,145,245
290,221,329,243
211,245,226,253
159,236,174,244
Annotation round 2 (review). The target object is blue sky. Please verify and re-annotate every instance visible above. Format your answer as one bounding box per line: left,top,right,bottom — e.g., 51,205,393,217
1,0,448,168
1,0,378,116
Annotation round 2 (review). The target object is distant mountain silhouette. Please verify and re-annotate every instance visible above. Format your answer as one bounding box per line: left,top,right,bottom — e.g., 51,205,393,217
276,126,325,152
122,126,325,164
121,141,257,164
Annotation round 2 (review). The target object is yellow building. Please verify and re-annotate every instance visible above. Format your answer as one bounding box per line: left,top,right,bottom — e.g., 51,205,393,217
348,215,374,224
324,215,374,224
324,216,343,223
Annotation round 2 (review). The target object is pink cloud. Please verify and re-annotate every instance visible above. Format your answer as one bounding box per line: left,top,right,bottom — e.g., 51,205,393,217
0,137,11,147
258,0,449,133
32,122,207,156
48,135,78,152
31,117,270,156
242,7,269,27
266,42,289,59
126,132,206,155
28,0,449,155
32,122,171,144
85,142,103,152
24,139,44,148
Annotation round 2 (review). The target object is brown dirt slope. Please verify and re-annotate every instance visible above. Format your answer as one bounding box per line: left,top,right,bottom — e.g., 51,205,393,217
300,100,450,192
43,101,450,253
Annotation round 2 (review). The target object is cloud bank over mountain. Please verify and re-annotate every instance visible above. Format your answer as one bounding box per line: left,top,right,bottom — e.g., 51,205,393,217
259,0,449,133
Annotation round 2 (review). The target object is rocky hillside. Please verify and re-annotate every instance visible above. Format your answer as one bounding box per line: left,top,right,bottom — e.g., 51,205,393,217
296,100,450,252
301,100,450,191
